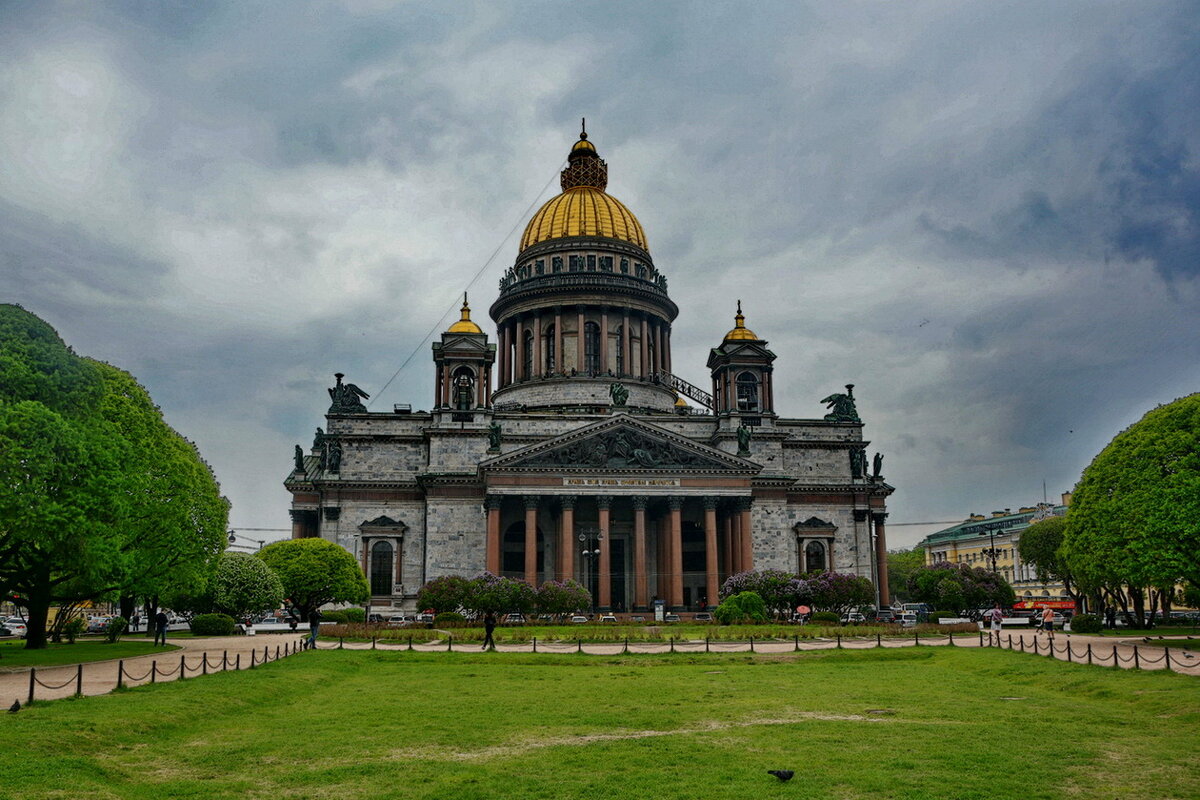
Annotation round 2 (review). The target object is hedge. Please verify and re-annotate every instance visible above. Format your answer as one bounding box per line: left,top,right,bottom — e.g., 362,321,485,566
190,613,236,636
1070,613,1102,634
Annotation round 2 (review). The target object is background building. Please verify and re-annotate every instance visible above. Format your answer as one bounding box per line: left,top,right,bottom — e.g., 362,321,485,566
286,129,894,615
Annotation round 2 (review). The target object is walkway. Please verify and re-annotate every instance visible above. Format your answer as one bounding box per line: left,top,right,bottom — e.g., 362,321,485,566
1,634,308,707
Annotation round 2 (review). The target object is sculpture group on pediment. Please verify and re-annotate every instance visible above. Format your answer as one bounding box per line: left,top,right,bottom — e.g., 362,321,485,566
524,428,729,470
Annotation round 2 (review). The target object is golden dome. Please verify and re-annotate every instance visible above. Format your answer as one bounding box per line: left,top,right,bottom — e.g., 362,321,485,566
724,300,759,341
571,137,597,154
447,294,483,334
520,185,648,252
674,395,689,408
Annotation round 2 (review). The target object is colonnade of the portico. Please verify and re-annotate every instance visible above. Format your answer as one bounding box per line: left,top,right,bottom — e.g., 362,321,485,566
485,494,752,611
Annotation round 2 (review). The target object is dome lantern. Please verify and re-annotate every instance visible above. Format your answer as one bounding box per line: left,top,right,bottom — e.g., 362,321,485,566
447,293,483,334
724,300,759,341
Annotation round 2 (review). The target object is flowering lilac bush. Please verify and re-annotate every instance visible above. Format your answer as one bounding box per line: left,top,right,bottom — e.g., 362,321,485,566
535,579,591,617
721,568,872,616
462,572,537,615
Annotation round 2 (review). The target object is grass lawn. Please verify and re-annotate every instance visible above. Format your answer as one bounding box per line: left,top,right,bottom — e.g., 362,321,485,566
0,639,179,669
2,648,1198,799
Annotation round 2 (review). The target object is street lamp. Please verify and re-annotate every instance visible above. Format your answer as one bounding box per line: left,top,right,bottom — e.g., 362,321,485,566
983,529,1000,573
578,527,604,614
228,530,267,550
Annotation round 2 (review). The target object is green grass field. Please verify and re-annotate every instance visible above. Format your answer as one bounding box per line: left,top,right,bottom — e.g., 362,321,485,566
0,639,179,669
2,648,1197,800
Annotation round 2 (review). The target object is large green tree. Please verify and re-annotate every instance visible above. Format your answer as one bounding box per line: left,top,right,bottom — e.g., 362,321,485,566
1062,394,1200,626
0,305,228,648
907,563,1015,612
257,538,369,621
887,549,925,604
1017,516,1084,608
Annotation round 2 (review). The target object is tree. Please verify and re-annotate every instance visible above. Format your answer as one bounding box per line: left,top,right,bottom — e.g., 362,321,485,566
1018,516,1084,608
257,538,369,622
713,591,768,624
887,549,925,604
806,571,876,614
207,552,283,619
907,563,1014,612
460,573,536,616
535,579,591,618
416,575,472,614
1062,394,1200,627
719,569,804,618
0,305,227,649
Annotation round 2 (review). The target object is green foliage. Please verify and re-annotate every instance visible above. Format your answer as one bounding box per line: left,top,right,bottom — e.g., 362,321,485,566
62,617,85,644
810,611,840,624
907,563,1015,611
713,591,768,624
1070,613,1102,634
535,579,591,617
342,608,365,623
209,552,283,619
257,539,369,621
416,575,471,614
927,611,960,623
0,306,228,649
189,613,236,636
1064,394,1200,596
434,612,467,626
887,549,925,603
461,573,537,615
104,616,128,643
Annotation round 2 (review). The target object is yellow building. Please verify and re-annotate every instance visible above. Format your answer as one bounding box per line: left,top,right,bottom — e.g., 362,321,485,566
917,497,1073,607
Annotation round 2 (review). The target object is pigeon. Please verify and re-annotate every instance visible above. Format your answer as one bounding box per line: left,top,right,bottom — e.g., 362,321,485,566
767,770,794,782
8,700,19,713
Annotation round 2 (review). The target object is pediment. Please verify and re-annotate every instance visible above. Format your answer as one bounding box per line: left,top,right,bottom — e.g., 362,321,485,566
434,335,491,353
359,515,408,532
482,415,760,474
794,516,837,533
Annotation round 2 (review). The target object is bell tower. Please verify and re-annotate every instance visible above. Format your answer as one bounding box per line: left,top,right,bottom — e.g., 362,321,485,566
707,301,776,421
432,294,496,412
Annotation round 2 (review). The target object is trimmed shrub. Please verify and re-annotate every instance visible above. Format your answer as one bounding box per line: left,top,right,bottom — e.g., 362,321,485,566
1070,613,1102,634
104,616,128,643
62,616,85,644
434,611,467,626
928,611,960,623
810,611,840,624
321,610,350,624
343,608,366,623
714,591,768,624
190,613,236,636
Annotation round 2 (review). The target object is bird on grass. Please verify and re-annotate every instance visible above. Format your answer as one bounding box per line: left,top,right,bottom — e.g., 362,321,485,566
767,770,794,782
8,700,19,713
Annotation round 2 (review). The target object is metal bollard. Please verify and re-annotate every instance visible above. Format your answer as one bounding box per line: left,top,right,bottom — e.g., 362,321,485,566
180,654,187,679
202,653,208,676
236,653,241,670
28,668,35,704
339,638,344,650
670,637,675,653
979,630,984,648
447,635,452,653
794,635,799,652
625,637,630,654
76,663,83,696
533,637,537,653
276,645,281,660
836,634,841,650
372,637,376,650
577,638,582,653
1067,644,1072,664
1133,644,1139,669
915,630,919,646
264,645,269,662
117,660,124,689
408,635,413,651
223,650,228,670
877,633,882,648
151,660,157,683
1087,643,1092,665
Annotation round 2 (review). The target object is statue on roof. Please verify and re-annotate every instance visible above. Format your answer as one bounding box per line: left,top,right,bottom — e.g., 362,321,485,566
487,422,502,452
850,446,867,479
609,382,629,408
326,438,342,473
872,452,884,480
328,373,369,414
293,445,304,473
821,384,861,423
737,424,752,456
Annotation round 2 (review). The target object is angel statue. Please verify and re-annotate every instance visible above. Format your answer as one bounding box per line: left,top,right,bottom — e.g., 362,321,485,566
821,384,861,423
328,372,370,413
609,382,629,407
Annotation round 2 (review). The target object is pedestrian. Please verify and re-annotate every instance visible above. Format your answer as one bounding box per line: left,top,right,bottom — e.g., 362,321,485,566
130,613,140,633
1105,606,1117,630
154,610,169,646
308,609,322,648
482,611,497,651
1041,606,1055,641
986,603,1004,646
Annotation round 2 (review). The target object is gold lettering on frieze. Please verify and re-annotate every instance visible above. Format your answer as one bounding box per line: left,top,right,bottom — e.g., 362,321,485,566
562,478,680,487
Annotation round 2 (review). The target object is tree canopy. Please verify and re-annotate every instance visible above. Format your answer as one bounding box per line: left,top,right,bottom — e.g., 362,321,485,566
906,563,1014,612
257,538,369,621
1062,393,1200,624
0,305,227,648
166,552,283,620
887,549,925,603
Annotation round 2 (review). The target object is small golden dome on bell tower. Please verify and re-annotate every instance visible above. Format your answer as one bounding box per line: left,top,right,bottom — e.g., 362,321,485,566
723,300,759,341
447,293,483,334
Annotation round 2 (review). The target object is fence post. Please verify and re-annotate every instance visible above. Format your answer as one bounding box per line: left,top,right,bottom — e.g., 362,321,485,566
1165,648,1171,672
949,630,954,647
1007,633,1012,650
748,636,753,653
151,660,157,683
979,630,984,648
1066,643,1072,664
371,637,376,651
447,635,452,653
794,635,799,652
28,668,35,704
235,653,241,670
75,663,83,696
117,660,124,689
1113,644,1118,668
408,635,413,651
1133,644,1139,670
533,637,537,653
625,636,630,654
223,650,228,670
339,637,344,650
1020,637,1025,653
577,638,582,653
877,633,882,648
276,645,281,660
915,629,919,647
670,637,676,654
250,649,256,669
202,653,208,676
836,634,841,650
180,654,186,680
1087,643,1092,666
1034,637,1039,656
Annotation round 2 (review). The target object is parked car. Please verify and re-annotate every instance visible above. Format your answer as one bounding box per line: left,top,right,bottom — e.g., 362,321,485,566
598,614,618,623
693,612,714,622
898,613,919,628
387,614,410,626
569,615,589,624
503,613,527,624
875,609,896,623
629,615,646,623
366,613,384,623
663,613,681,623
841,612,866,624
87,616,111,633
3,617,27,638
415,613,435,624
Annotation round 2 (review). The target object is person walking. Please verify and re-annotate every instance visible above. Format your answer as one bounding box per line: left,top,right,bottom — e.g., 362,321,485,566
986,603,1004,646
153,610,169,646
307,609,322,648
481,612,497,651
1105,606,1117,630
130,613,140,633
1041,606,1056,641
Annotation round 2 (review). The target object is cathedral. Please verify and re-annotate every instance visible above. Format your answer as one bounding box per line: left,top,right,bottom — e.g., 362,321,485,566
286,127,894,615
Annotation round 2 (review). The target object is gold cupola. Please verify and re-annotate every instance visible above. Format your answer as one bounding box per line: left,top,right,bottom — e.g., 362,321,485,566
519,121,648,253
723,300,759,341
446,293,483,334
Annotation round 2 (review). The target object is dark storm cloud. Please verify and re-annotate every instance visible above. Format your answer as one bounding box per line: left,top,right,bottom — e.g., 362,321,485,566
2,1,1197,545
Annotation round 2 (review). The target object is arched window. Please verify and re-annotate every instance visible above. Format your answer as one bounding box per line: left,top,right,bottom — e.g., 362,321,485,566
522,330,533,380
736,371,760,412
584,322,601,374
452,366,475,410
805,540,826,574
615,326,625,375
544,324,556,373
370,540,393,596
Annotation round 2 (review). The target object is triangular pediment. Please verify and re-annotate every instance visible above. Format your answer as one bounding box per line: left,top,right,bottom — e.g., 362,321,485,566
481,415,760,474
434,335,491,353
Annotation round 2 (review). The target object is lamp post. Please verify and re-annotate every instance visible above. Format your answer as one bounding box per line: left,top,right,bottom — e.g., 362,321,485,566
578,527,604,614
228,530,267,551
983,529,1000,574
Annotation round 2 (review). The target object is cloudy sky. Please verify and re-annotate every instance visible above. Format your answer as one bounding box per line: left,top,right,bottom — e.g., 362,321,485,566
3,1,1197,548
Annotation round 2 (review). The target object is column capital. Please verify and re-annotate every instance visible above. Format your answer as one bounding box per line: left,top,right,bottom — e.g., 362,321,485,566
737,496,754,512
523,495,540,510
559,494,577,510
596,494,613,510
853,509,870,522
668,496,684,511
703,496,719,511
872,511,889,522
485,495,504,511
631,496,648,511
